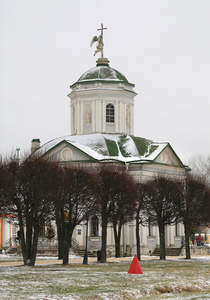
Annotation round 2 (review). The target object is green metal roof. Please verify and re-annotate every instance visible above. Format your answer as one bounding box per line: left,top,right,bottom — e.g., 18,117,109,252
78,66,129,83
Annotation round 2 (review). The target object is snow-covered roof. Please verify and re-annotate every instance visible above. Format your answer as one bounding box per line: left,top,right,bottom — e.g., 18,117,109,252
70,65,135,88
78,66,128,82
36,133,174,164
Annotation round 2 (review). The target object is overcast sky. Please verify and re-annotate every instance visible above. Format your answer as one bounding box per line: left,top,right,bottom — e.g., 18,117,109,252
0,0,210,164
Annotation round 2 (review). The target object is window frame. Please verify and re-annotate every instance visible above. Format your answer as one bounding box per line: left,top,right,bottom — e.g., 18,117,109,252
106,104,115,123
91,216,99,237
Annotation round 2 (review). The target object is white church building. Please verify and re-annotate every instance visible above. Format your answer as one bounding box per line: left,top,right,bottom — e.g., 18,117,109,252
30,27,189,256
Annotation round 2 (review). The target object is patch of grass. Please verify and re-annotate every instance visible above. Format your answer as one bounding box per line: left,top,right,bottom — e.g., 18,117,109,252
0,259,210,299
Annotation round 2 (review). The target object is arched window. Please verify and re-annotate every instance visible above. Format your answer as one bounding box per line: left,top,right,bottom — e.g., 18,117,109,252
91,216,99,236
148,217,153,237
106,104,114,123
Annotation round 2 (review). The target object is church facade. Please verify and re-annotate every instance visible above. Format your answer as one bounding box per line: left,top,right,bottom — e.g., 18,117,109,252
32,44,189,255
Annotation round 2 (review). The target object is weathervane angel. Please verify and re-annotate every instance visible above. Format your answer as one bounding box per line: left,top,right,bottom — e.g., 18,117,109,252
90,23,107,58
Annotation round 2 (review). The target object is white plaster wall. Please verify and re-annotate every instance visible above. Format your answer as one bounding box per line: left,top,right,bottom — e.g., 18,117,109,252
68,82,136,136
2,219,10,247
45,144,91,162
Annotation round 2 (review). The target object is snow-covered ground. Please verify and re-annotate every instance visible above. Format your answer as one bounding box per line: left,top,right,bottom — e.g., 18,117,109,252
0,254,210,299
0,253,81,262
1,253,210,265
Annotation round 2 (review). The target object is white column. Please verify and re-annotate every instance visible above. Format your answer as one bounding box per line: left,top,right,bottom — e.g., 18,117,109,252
92,100,95,133
102,101,106,132
95,100,101,132
80,101,84,134
119,101,125,133
115,101,119,133
76,101,80,134
131,102,134,135
70,103,73,135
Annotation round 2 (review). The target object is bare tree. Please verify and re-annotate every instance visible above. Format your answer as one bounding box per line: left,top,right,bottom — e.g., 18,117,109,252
175,174,210,259
95,165,119,263
135,182,147,261
95,165,138,261
6,156,60,266
188,155,210,185
0,158,9,214
142,176,180,260
109,170,138,258
55,166,97,265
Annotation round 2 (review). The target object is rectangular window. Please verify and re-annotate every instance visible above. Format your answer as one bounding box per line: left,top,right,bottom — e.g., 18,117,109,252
148,217,153,236
106,104,115,123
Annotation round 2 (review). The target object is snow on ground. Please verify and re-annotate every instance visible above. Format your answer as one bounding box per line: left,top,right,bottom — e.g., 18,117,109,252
1,253,210,262
0,253,82,262
0,255,210,299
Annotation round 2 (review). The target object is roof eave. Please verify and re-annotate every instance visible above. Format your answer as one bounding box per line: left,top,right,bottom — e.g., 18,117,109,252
70,79,135,89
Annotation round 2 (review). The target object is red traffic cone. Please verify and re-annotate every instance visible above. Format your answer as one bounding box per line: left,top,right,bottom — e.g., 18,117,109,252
128,255,143,274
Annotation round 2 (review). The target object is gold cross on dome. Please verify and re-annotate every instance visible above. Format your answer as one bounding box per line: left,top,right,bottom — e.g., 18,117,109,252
97,23,107,39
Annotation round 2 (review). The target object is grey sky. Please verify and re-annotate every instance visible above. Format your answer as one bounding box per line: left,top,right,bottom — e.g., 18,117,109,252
0,0,210,164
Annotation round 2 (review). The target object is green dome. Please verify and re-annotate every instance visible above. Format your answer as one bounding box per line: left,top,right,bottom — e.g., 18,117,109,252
78,66,129,83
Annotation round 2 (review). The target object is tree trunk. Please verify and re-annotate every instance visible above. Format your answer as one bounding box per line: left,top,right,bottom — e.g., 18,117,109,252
30,225,39,266
26,222,32,263
136,213,141,261
17,208,27,265
63,223,70,265
158,221,166,260
184,220,191,259
100,216,108,263
55,210,64,259
58,227,64,260
62,223,74,266
113,223,122,258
